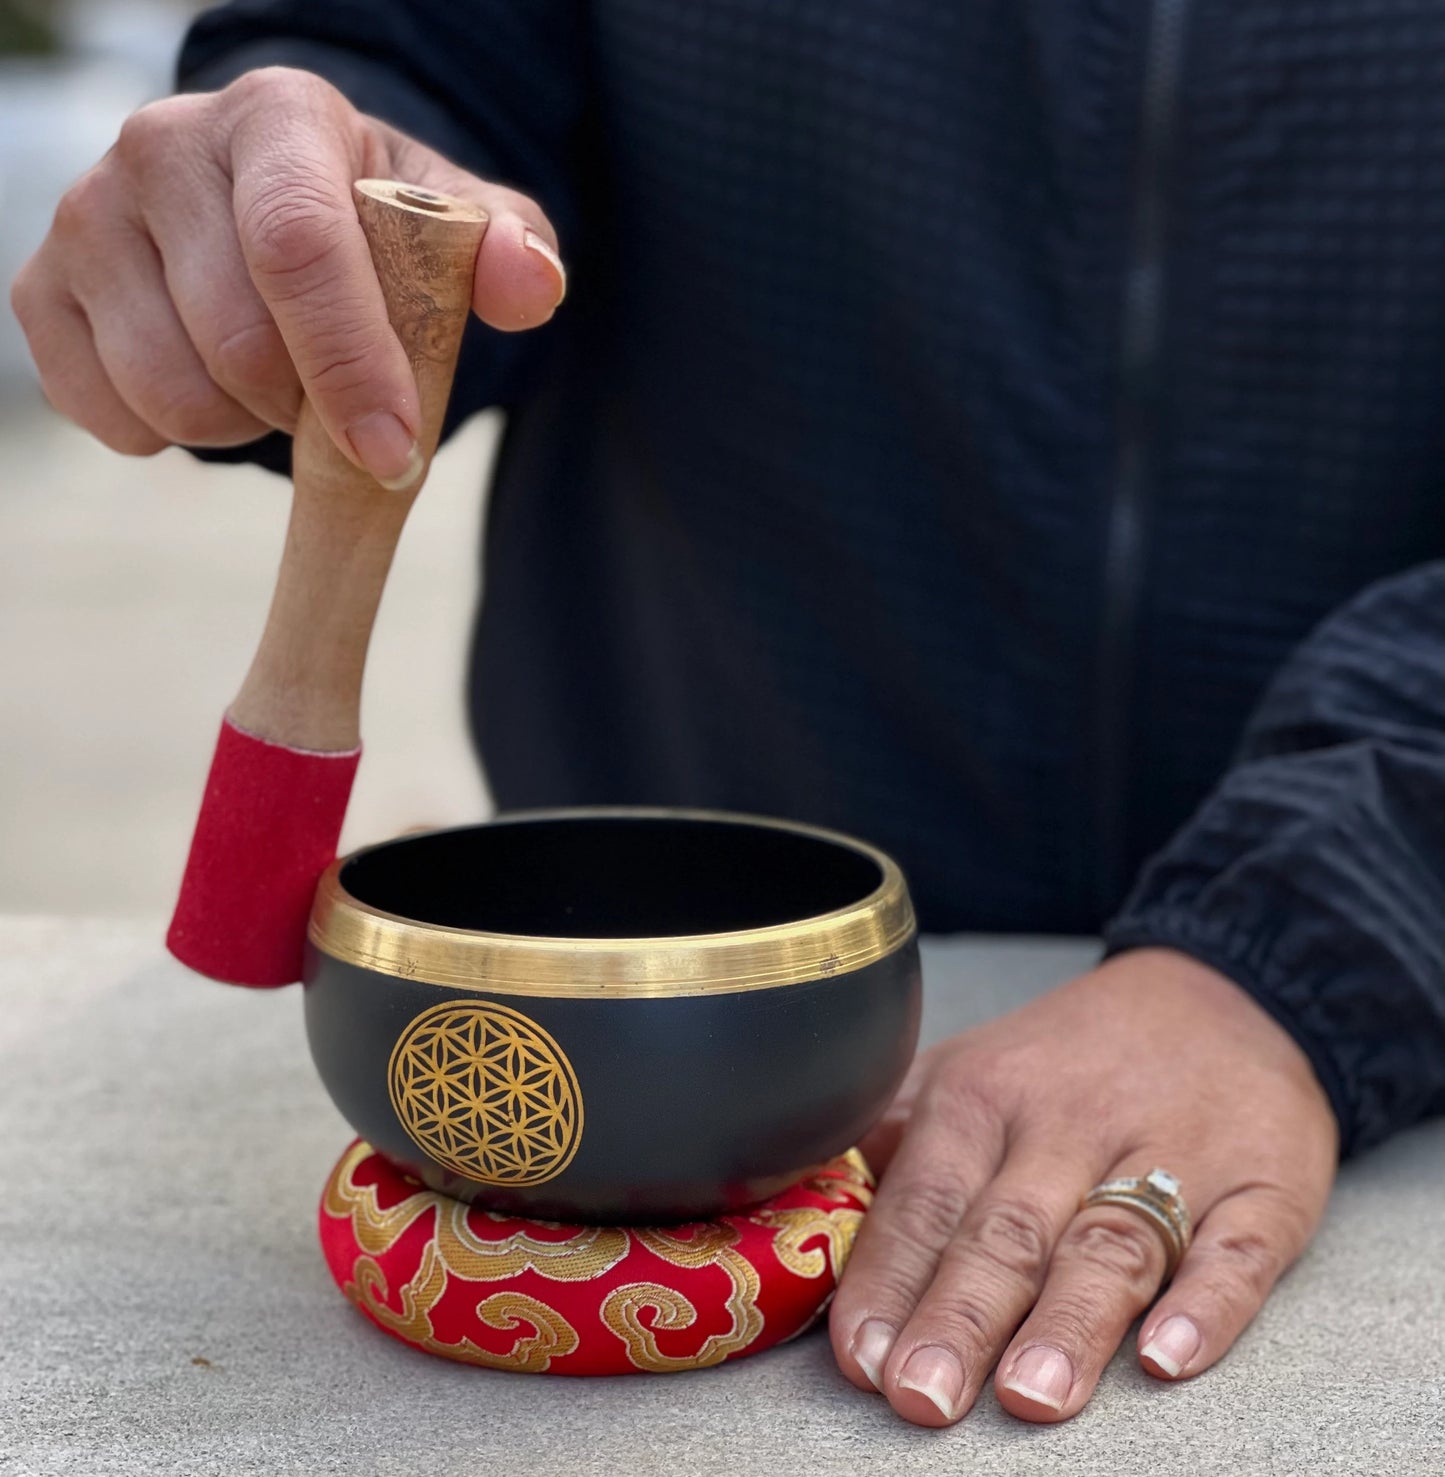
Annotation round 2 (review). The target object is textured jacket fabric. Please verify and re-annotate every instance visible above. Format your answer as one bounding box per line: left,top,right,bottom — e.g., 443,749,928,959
1106,564,1444,1153
178,0,1445,1155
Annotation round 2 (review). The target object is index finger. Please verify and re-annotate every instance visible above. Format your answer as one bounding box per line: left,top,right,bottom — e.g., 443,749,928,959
829,1081,1005,1402
230,99,422,489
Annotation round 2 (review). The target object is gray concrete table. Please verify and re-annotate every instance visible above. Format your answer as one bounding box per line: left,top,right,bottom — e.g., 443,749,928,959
2,919,1440,1475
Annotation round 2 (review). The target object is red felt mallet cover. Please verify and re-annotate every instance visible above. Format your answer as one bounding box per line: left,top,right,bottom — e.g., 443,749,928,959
167,717,359,987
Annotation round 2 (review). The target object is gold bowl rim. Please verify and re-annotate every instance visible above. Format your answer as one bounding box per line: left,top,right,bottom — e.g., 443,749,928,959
307,806,916,998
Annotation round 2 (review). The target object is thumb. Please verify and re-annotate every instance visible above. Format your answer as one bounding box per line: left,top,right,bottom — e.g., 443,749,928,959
381,125,567,333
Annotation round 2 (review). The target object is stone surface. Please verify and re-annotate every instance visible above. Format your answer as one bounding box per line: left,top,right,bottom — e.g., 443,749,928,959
1,920,1441,1476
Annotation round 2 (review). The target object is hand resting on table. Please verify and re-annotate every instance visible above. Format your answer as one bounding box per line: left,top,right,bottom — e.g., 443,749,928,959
831,947,1338,1425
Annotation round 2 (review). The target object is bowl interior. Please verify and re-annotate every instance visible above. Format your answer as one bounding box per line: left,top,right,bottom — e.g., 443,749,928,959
338,813,886,938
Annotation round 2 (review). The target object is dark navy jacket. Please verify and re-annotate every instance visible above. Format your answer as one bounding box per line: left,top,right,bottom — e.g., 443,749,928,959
180,1,1445,1156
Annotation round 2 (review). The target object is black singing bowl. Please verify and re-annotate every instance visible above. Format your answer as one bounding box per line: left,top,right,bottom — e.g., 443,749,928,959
303,809,922,1223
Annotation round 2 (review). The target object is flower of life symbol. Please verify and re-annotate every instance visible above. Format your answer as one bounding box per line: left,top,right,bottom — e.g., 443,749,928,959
387,1001,583,1186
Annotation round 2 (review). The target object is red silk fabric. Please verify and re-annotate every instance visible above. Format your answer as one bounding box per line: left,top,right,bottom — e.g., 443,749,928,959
167,717,359,986
319,1139,875,1375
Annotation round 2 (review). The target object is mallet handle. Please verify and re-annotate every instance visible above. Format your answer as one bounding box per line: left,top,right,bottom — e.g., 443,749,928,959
229,180,487,751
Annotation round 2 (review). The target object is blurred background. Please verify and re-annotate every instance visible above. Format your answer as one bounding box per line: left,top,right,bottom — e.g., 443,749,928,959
0,1,498,916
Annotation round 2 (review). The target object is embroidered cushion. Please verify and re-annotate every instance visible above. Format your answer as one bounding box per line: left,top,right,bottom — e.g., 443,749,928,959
319,1138,874,1375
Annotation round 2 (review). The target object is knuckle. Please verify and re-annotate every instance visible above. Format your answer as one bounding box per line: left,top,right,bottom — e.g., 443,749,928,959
77,408,165,456
926,1068,983,1119
207,318,290,397
225,66,281,109
114,108,152,162
1193,1228,1282,1298
1063,1216,1160,1285
105,424,167,457
1028,1295,1102,1355
885,1175,968,1249
921,1293,1002,1359
36,378,150,455
836,1267,920,1328
146,379,242,445
241,189,347,288
224,67,275,107
9,261,40,327
831,1236,931,1329
52,168,113,240
968,1197,1055,1283
915,1070,1000,1145
303,341,379,399
227,65,335,113
112,101,190,177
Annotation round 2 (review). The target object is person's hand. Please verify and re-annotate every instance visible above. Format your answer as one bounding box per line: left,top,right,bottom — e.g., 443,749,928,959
830,947,1338,1425
9,66,565,488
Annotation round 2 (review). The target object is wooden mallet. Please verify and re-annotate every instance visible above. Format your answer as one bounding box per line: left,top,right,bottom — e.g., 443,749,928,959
167,180,487,986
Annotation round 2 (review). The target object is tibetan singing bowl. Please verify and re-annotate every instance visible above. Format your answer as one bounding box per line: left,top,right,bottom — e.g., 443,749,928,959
303,808,922,1223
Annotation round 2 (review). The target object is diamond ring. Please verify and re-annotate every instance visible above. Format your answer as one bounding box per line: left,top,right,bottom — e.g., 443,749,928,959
1079,1167,1194,1282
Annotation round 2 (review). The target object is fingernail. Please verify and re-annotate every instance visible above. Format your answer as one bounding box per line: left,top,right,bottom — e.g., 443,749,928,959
896,1345,965,1424
523,228,567,305
346,411,423,491
1140,1315,1201,1378
1001,1345,1073,1411
849,1319,895,1391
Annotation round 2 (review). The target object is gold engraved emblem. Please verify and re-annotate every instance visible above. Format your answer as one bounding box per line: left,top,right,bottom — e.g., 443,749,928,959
387,1000,583,1186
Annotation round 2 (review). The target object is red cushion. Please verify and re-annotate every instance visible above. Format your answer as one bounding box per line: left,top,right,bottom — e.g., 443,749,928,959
319,1139,875,1375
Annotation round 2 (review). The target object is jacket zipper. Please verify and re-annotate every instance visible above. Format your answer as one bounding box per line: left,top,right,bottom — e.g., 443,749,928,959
1095,0,1193,913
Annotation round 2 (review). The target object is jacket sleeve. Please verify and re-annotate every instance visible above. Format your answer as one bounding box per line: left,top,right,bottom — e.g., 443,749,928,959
173,0,589,472
1104,562,1445,1157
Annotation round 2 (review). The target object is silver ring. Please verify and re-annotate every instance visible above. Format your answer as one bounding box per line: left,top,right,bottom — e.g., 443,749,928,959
1080,1167,1194,1282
